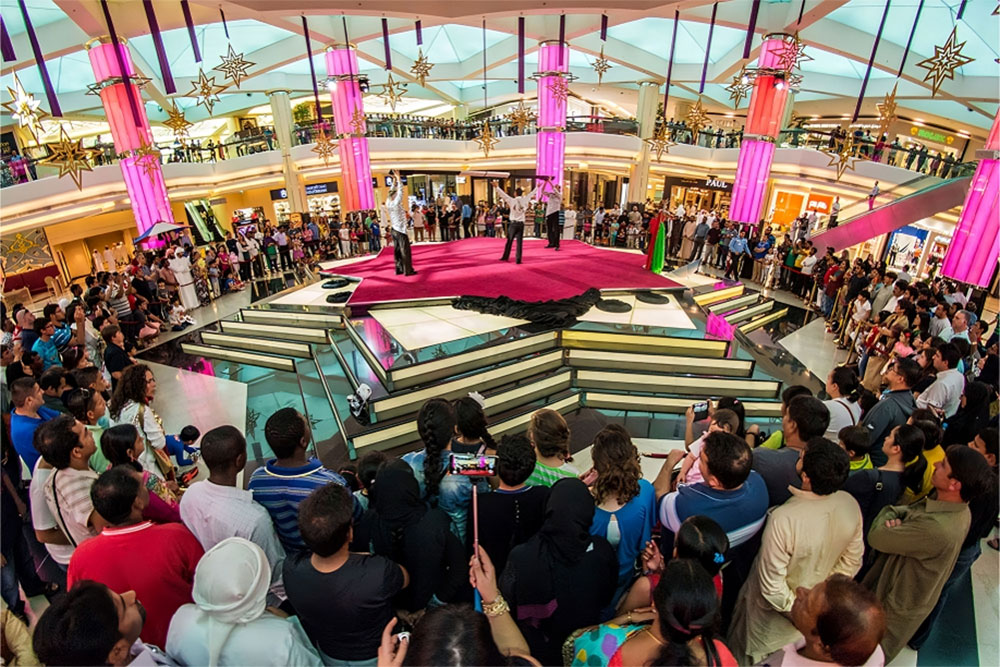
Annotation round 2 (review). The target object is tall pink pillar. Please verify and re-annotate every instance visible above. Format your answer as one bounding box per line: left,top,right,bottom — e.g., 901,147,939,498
86,38,173,237
535,41,569,192
729,34,792,225
941,111,999,288
325,45,375,212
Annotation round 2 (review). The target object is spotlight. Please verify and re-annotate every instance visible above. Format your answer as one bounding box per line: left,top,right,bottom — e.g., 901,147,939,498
775,79,785,90
741,75,749,85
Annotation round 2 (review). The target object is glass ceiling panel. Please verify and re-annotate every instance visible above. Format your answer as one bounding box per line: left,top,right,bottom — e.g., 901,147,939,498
0,50,93,95
389,25,509,64
608,18,745,65
3,0,65,35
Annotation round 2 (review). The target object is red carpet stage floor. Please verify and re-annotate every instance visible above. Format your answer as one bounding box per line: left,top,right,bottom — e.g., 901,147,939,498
322,238,684,308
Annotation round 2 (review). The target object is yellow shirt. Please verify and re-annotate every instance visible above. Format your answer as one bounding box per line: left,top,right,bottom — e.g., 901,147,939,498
901,445,945,504
850,454,873,472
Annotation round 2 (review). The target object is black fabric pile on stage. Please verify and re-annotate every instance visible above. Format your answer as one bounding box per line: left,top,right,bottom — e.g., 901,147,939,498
636,292,671,304
596,299,632,313
452,288,603,330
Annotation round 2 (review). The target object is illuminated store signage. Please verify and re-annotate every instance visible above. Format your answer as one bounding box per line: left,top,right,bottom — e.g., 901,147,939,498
270,182,338,200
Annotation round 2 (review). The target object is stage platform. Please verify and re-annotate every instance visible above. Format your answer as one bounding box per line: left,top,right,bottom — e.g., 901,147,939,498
317,238,684,309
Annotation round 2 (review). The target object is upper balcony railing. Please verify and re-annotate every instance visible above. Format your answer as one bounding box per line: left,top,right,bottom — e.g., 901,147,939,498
0,115,976,189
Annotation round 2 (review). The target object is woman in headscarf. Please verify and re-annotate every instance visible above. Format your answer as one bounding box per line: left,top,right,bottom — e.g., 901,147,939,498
352,460,467,612
498,477,617,665
166,538,321,666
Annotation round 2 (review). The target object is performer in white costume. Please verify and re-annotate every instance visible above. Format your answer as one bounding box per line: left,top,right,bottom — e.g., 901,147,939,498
387,170,417,276
168,247,200,311
92,248,105,272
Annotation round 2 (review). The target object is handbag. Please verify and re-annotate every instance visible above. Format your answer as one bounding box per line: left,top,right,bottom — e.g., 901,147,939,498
135,406,177,481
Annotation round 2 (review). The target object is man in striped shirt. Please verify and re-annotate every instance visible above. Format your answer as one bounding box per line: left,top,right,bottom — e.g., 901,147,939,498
249,408,361,554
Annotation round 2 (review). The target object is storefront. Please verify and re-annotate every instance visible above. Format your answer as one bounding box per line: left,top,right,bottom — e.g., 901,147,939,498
270,181,341,224
662,176,733,212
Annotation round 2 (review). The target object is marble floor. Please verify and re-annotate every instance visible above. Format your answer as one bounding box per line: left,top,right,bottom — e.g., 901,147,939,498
777,317,849,383
370,304,528,349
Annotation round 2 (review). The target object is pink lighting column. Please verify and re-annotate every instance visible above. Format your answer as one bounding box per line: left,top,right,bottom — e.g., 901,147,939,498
729,34,792,224
535,41,569,191
86,39,173,237
325,45,375,212
941,110,999,288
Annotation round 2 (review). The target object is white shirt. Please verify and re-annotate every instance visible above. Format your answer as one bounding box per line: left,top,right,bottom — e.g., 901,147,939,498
386,188,408,233
544,187,563,216
29,461,76,565
916,368,966,418
800,255,818,276
179,480,286,585
274,231,288,247
494,186,539,222
823,398,864,441
852,299,872,323
831,200,841,214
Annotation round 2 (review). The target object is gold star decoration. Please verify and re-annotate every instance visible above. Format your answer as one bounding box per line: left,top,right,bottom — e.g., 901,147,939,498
643,121,677,161
162,103,193,142
591,47,612,87
409,49,434,88
684,98,711,142
378,73,407,112
548,77,569,102
311,130,337,166
42,126,98,190
772,32,812,72
2,73,48,143
213,44,255,89
504,99,537,133
131,138,162,180
725,66,753,108
349,108,367,136
915,28,975,96
187,69,228,115
821,134,862,181
875,82,898,139
473,121,500,158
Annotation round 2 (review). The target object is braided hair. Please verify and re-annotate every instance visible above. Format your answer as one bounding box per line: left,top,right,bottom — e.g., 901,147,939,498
417,398,457,497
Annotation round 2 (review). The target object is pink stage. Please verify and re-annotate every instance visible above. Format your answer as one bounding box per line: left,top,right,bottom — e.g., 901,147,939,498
324,239,684,308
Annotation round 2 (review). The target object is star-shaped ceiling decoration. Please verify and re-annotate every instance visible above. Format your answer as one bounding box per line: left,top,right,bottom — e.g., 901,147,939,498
685,98,711,142
725,66,753,108
187,69,228,115
821,135,862,181
43,126,98,190
591,47,612,87
504,99,537,133
2,73,48,143
349,108,367,136
311,130,337,166
213,44,255,89
644,122,677,162
915,28,975,96
131,139,162,181
772,32,812,72
85,75,151,96
162,103,193,142
875,83,898,139
473,121,501,158
409,49,434,88
378,73,407,112
549,77,569,102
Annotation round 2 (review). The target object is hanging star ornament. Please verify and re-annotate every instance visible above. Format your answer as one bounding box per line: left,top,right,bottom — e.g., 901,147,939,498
875,83,898,139
549,77,569,102
2,73,48,143
311,130,337,166
349,108,367,136
821,135,862,181
162,103,193,143
644,122,677,162
473,121,501,158
915,28,974,96
591,47,612,87
131,139,162,181
725,66,753,108
187,69,228,115
504,99,536,133
43,127,98,190
409,48,434,88
213,44,255,89
685,98,711,142
378,73,407,111
772,32,812,72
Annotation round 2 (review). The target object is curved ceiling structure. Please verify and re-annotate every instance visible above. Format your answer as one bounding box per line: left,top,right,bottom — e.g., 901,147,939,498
1,0,998,137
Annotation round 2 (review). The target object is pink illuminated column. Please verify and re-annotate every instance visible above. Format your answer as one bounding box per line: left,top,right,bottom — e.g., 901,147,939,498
535,41,569,191
729,34,793,224
86,38,173,237
941,110,999,288
325,45,375,212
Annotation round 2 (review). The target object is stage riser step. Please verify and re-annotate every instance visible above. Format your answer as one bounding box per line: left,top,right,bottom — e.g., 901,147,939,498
561,330,729,358
708,293,759,314
575,370,780,399
566,350,753,378
240,309,340,328
180,343,297,372
220,320,330,344
584,393,781,417
724,301,774,324
372,350,564,420
693,284,745,306
200,332,313,359
740,308,790,334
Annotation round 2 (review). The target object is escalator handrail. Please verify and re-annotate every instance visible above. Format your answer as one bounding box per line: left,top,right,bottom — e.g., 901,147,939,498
812,173,951,235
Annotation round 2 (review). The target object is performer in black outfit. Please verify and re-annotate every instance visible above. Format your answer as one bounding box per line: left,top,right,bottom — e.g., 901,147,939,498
542,183,564,250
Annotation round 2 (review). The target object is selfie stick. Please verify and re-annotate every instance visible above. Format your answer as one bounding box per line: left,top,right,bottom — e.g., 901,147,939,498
473,488,482,612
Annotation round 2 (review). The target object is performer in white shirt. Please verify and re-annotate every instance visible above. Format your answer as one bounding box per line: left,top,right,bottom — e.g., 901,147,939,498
387,169,416,276
92,248,105,272
493,180,539,264
542,182,564,250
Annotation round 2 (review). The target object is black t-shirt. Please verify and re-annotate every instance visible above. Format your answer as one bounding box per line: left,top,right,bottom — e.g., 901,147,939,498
283,552,404,660
469,485,550,574
104,343,130,385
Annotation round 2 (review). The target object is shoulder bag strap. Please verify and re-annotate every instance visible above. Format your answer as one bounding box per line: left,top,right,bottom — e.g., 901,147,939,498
835,398,858,425
49,470,78,548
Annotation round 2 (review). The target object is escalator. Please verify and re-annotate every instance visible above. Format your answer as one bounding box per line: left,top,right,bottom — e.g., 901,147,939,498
810,175,971,254
184,199,227,245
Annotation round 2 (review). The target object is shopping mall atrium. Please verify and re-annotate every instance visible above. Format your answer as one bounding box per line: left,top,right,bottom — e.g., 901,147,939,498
1,1,998,665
